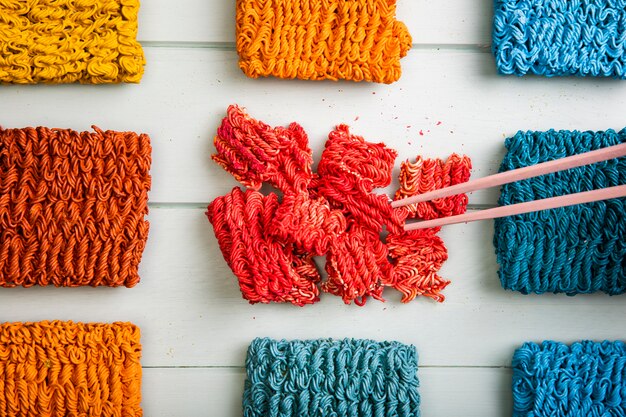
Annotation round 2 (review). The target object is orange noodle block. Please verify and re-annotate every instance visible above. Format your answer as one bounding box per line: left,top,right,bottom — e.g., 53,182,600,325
0,321,142,417
0,126,151,288
235,0,412,83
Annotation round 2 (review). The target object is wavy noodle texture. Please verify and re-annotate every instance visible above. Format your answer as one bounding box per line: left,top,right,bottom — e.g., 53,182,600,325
315,125,405,235
386,229,450,303
494,128,626,295
0,321,142,417
207,105,471,306
395,154,472,221
512,340,626,417
206,187,321,306
388,154,472,302
0,0,145,84
318,125,398,193
493,0,626,78
236,0,412,83
243,338,420,417
0,126,152,288
270,192,346,257
213,105,313,193
324,221,389,305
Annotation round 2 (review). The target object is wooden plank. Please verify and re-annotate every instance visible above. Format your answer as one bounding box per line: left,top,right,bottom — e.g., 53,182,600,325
0,208,623,368
0,48,623,205
138,0,492,46
142,368,244,417
142,366,512,417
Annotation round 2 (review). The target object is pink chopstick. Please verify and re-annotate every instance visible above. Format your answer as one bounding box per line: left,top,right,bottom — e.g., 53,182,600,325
395,142,626,231
404,184,626,230
393,142,626,208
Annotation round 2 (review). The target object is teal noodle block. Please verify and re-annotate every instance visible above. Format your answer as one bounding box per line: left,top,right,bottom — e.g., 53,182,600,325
493,128,626,295
243,338,420,417
492,0,626,78
512,340,626,416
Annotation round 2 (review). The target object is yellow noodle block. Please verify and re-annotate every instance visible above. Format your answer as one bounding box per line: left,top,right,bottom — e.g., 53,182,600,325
0,0,145,84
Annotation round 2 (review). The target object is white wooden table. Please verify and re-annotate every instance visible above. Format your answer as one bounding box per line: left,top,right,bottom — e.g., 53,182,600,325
1,1,625,415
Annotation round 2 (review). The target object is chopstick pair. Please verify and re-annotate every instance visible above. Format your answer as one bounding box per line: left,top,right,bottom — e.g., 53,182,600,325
393,143,626,231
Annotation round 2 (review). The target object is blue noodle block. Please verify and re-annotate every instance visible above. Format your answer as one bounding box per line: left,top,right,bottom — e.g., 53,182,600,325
493,0,626,78
243,338,420,417
512,341,626,416
494,128,626,295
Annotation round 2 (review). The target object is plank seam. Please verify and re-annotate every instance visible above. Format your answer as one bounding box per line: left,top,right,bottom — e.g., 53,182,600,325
141,365,512,370
139,41,491,53
147,203,497,210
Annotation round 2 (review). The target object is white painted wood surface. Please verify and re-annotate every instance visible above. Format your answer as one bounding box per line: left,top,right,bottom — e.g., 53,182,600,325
138,0,493,45
0,1,625,416
142,367,513,417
